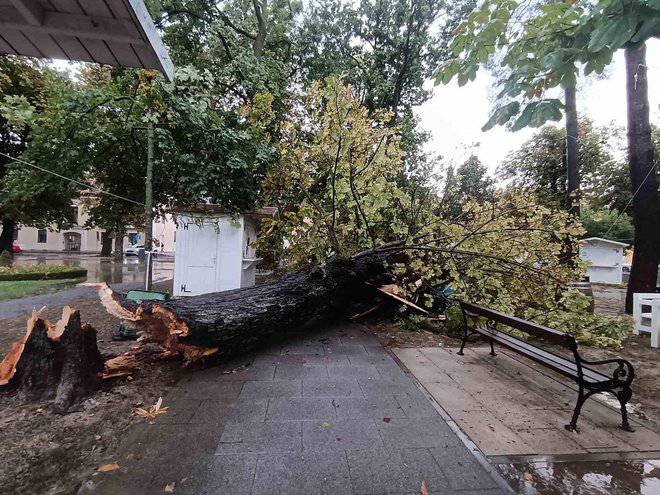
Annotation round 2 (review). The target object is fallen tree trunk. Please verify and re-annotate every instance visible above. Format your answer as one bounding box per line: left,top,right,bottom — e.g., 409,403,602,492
101,254,394,361
0,307,104,413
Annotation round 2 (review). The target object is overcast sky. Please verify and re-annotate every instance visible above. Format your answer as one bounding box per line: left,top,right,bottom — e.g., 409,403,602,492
417,39,660,175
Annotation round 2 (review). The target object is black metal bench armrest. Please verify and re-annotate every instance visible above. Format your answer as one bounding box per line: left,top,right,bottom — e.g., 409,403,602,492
577,356,635,387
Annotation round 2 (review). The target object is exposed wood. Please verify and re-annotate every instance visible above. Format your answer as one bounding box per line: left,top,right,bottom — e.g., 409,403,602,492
101,354,138,379
350,302,385,320
0,308,104,413
375,284,429,314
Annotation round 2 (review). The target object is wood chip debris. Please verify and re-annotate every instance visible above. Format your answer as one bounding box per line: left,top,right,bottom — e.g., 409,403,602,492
100,354,138,379
375,284,429,314
97,463,120,472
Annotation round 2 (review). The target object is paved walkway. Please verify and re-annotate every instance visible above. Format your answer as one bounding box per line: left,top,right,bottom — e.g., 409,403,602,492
0,281,141,319
394,346,660,457
83,322,509,495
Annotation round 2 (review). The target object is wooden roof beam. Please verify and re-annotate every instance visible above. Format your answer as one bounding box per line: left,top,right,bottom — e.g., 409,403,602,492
9,0,44,26
0,8,145,45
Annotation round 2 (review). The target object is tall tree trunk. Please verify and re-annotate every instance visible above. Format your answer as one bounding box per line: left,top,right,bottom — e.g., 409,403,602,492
113,236,124,260
252,0,268,56
624,43,659,313
100,231,112,257
0,218,16,255
564,85,580,216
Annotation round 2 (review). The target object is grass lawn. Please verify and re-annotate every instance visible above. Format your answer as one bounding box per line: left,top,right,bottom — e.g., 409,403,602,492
0,278,83,301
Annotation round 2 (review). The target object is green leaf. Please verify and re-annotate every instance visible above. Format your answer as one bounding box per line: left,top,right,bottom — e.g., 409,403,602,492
631,17,660,42
482,101,520,131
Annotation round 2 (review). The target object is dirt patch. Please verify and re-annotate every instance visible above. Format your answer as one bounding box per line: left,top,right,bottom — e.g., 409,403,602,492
0,295,185,495
365,316,451,348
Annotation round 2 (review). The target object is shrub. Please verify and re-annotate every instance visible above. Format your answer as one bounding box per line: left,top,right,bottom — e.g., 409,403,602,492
0,264,87,281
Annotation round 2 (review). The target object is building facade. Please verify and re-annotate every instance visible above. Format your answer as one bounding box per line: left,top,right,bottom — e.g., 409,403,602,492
15,200,177,254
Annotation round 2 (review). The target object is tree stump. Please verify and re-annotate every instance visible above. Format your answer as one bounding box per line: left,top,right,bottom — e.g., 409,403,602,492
0,307,104,413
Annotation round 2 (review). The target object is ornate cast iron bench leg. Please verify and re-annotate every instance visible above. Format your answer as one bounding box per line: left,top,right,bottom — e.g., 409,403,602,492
457,305,469,356
616,386,635,432
565,384,589,432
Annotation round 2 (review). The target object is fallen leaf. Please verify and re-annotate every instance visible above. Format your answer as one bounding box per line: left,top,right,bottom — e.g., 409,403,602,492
222,369,238,374
94,435,102,441
98,463,119,472
164,482,175,492
322,421,331,429
133,397,168,420
420,479,428,495
382,417,391,423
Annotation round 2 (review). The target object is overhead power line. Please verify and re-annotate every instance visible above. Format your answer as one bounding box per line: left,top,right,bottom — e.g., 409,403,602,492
602,160,658,240
0,151,144,207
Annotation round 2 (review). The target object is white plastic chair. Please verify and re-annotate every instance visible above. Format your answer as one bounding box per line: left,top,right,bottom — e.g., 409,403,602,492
632,293,660,348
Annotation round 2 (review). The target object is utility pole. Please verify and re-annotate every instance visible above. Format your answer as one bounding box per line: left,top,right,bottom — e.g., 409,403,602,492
144,122,154,290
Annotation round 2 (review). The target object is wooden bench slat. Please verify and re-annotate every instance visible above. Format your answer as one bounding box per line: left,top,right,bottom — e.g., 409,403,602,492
472,326,607,384
460,301,573,347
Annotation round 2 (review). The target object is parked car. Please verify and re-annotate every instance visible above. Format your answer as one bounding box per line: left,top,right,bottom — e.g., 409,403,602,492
124,244,145,256
11,241,21,254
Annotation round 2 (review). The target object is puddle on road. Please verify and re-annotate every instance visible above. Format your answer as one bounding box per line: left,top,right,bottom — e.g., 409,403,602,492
497,458,660,494
13,254,173,284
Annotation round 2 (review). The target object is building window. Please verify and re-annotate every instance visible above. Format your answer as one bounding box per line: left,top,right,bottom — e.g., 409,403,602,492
69,206,79,225
37,229,47,243
96,231,100,241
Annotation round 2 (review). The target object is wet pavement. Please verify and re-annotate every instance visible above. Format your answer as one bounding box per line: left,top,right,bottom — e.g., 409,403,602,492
496,457,660,494
12,252,173,284
82,321,511,495
1,253,174,319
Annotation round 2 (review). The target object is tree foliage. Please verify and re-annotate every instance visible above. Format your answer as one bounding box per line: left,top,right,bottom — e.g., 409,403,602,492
260,79,409,266
437,0,660,130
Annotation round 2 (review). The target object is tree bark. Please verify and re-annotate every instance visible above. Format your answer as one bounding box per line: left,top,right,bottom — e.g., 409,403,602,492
113,236,124,259
564,85,580,216
100,231,112,256
0,308,104,413
0,218,16,255
108,254,393,361
624,43,659,313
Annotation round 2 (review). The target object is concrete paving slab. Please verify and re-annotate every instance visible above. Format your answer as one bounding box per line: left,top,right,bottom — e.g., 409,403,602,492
266,397,337,421
345,448,450,494
303,378,365,398
81,323,508,495
302,418,385,452
216,421,303,454
396,345,660,458
430,446,501,491
377,417,461,450
332,396,407,420
239,379,302,399
275,363,330,380
252,450,352,495
189,454,258,495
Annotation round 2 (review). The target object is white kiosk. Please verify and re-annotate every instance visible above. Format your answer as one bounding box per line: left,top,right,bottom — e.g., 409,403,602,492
579,237,628,284
173,207,275,297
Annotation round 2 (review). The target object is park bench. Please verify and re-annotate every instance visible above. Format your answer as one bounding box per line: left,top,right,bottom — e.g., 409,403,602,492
457,300,635,432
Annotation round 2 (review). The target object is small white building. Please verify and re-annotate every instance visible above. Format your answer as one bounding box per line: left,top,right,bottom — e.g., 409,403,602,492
579,237,628,285
173,207,275,297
